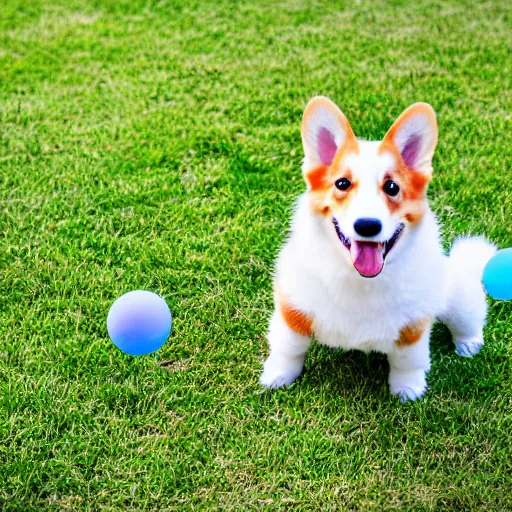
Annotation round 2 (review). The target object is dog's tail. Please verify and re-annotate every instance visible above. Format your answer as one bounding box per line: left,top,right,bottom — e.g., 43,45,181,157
448,236,496,277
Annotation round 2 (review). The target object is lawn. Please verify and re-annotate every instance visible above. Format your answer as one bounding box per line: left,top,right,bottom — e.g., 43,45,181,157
1,0,511,509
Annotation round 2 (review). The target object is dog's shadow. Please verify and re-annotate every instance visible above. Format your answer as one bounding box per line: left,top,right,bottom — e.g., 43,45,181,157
303,344,389,396
430,321,457,356
301,322,458,396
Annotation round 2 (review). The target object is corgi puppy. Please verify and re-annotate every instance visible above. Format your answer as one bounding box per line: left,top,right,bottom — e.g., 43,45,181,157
260,97,495,401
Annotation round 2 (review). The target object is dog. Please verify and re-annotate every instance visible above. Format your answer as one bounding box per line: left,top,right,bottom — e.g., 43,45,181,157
260,96,495,401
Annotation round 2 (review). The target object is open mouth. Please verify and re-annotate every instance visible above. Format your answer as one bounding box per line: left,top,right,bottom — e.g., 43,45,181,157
332,218,405,278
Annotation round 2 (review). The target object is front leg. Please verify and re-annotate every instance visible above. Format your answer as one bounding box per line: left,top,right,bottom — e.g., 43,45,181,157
388,318,432,402
260,300,312,389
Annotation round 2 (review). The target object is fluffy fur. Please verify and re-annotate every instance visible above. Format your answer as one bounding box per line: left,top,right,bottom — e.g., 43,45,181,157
260,97,495,401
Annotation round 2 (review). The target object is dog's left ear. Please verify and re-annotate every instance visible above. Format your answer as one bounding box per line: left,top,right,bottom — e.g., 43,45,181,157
381,103,438,174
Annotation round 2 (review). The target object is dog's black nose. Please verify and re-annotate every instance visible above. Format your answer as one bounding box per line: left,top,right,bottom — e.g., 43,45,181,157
354,218,382,237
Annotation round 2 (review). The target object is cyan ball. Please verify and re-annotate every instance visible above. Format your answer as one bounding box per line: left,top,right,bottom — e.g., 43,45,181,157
483,248,512,300
107,291,172,356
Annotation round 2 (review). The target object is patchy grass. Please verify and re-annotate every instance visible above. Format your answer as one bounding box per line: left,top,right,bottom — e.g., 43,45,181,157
1,0,511,509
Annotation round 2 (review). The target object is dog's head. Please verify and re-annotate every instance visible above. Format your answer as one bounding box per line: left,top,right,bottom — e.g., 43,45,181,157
301,96,438,278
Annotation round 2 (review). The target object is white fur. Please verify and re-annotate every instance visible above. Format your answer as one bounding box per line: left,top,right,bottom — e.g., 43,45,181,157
260,104,495,401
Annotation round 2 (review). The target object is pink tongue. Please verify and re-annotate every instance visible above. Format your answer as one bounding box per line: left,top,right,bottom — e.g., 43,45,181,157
351,242,384,277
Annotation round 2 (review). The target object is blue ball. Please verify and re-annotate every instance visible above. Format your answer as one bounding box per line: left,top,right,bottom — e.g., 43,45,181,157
483,248,512,300
107,291,172,356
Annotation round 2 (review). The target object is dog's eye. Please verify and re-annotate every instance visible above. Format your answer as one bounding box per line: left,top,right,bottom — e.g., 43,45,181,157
335,178,351,191
383,180,400,197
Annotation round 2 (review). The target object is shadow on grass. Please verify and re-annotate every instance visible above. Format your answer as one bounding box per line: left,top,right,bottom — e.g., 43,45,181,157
430,321,456,356
302,344,388,397
289,321,504,402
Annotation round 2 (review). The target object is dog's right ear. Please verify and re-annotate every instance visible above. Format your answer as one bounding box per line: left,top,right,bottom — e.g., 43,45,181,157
301,96,357,172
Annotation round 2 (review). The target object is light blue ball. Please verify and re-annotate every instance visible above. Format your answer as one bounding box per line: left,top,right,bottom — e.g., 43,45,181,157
107,291,172,356
483,248,512,300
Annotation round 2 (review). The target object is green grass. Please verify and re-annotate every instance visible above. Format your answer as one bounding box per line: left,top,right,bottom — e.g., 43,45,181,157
1,0,511,509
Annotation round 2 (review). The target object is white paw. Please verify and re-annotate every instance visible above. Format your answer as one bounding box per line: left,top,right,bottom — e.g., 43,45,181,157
455,337,484,358
260,355,304,389
389,368,427,402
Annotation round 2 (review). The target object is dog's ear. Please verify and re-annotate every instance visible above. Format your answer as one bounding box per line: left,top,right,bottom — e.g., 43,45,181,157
301,96,357,171
381,103,438,174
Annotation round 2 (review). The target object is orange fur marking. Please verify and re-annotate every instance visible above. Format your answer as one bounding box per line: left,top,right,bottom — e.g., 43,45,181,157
275,288,313,337
280,302,313,336
308,179,358,217
396,318,431,347
409,172,430,195
306,165,329,191
404,206,426,224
